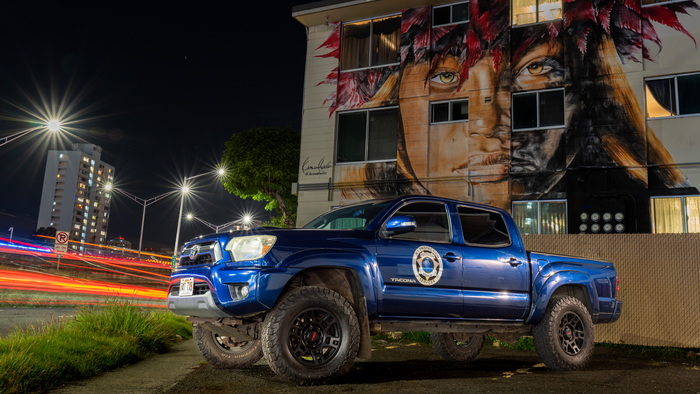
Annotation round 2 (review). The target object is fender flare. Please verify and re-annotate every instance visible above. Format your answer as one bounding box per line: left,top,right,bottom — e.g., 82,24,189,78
256,250,378,315
526,270,599,325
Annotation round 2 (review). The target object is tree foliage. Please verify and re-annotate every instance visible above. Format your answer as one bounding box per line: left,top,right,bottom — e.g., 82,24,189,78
221,127,300,227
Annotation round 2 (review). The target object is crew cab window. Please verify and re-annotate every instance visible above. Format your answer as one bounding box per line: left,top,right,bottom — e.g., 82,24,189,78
458,206,511,246
386,202,451,243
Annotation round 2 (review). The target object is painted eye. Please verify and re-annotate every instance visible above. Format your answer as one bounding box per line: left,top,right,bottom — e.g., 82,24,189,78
524,62,552,75
431,71,459,85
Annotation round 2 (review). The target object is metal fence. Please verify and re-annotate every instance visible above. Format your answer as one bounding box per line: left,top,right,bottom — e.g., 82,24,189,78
523,233,700,348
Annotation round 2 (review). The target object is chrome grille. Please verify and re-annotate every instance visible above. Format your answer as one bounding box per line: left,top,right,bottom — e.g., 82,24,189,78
179,240,221,267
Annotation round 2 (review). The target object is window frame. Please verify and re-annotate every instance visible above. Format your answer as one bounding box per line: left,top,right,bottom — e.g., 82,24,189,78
651,195,700,233
457,205,512,247
512,0,563,26
335,107,399,165
512,199,568,235
512,88,566,131
433,1,471,27
641,0,689,6
645,72,700,119
430,99,469,124
382,201,452,244
340,14,401,72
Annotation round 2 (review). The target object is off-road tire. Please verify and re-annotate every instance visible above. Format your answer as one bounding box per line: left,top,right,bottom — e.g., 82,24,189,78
261,286,360,385
193,324,263,368
431,333,484,361
533,295,594,370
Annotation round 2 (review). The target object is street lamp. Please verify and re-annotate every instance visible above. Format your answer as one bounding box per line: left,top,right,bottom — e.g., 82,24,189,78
105,183,178,259
172,167,227,263
0,119,62,147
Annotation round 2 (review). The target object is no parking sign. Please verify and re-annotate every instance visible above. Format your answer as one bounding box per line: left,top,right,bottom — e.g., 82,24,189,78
54,231,69,254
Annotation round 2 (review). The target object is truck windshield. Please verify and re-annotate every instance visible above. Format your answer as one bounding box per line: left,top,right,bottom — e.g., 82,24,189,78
303,201,391,230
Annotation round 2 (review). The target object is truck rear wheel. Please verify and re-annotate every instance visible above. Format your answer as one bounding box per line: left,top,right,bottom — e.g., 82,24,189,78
261,286,360,385
533,295,594,370
193,324,263,368
431,333,484,361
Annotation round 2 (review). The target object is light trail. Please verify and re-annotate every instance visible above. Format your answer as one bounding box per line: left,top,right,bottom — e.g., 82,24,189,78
0,269,167,300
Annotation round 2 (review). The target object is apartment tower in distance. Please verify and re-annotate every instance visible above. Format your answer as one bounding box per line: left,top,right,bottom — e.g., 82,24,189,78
37,143,114,248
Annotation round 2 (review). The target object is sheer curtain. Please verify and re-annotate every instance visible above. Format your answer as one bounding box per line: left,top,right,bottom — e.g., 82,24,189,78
371,16,400,67
686,196,700,233
341,21,370,70
651,197,683,233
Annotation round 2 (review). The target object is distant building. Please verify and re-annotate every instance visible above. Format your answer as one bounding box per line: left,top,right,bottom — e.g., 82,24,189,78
107,236,131,249
37,144,114,246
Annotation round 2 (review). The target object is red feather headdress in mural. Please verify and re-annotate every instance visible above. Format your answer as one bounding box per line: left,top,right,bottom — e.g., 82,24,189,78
315,0,699,114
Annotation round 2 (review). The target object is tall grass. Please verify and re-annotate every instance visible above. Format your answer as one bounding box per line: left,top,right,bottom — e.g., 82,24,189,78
0,301,191,394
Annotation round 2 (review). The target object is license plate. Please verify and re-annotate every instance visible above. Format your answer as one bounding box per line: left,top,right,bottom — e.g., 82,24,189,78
179,277,194,296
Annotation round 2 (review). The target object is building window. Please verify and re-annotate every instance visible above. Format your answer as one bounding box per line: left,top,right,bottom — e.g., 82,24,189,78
513,0,562,25
512,89,565,130
430,100,469,124
341,15,401,71
336,108,398,163
512,200,567,234
651,195,700,233
433,2,470,26
645,73,700,118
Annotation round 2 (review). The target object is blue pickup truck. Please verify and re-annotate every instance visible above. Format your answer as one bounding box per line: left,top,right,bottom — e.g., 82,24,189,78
168,195,621,384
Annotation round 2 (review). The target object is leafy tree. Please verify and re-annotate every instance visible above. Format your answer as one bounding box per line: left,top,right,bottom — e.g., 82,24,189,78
222,127,300,228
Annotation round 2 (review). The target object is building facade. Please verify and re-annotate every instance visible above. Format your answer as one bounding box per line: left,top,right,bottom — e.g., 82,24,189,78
292,0,700,234
37,144,114,246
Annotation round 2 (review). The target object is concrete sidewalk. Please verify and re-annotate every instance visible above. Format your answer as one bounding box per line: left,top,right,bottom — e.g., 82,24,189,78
51,340,203,394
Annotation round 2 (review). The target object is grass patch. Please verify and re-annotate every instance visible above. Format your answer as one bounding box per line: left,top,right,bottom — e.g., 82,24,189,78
0,301,192,394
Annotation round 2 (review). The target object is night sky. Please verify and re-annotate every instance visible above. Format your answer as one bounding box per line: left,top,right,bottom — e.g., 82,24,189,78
0,2,313,251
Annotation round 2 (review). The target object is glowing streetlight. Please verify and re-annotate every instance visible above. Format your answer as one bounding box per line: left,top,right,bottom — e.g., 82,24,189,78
0,118,64,147
172,167,227,265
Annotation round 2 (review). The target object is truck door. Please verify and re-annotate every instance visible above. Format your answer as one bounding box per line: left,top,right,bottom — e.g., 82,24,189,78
457,205,530,320
375,201,464,318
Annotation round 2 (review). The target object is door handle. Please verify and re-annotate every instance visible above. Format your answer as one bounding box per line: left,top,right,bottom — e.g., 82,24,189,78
507,257,523,267
442,252,461,262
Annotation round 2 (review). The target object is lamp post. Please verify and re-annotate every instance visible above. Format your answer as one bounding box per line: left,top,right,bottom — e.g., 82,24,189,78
0,120,62,147
105,184,178,259
186,214,240,233
172,168,227,264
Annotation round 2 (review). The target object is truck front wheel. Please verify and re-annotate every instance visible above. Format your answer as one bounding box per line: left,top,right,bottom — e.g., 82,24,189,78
431,333,484,361
533,295,594,370
193,324,263,368
261,286,360,385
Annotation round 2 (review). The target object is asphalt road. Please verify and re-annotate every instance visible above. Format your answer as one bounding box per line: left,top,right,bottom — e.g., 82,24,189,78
0,307,75,336
51,339,700,393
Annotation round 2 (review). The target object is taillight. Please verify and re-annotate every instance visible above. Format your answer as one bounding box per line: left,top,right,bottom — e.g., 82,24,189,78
615,277,620,296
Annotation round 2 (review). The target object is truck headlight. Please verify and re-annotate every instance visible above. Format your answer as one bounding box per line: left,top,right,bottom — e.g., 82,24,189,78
225,235,276,261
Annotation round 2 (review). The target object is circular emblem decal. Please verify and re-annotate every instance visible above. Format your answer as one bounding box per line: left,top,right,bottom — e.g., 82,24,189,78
412,246,443,286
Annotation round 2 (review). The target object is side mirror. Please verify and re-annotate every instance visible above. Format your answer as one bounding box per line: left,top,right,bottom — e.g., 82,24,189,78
384,215,417,236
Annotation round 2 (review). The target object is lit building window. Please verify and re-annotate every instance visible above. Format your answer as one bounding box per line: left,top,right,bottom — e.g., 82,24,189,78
513,0,562,25
651,195,700,233
512,200,567,234
341,15,401,70
645,73,700,118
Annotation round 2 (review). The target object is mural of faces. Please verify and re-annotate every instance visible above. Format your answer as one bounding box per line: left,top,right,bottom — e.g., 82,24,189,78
321,0,698,211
